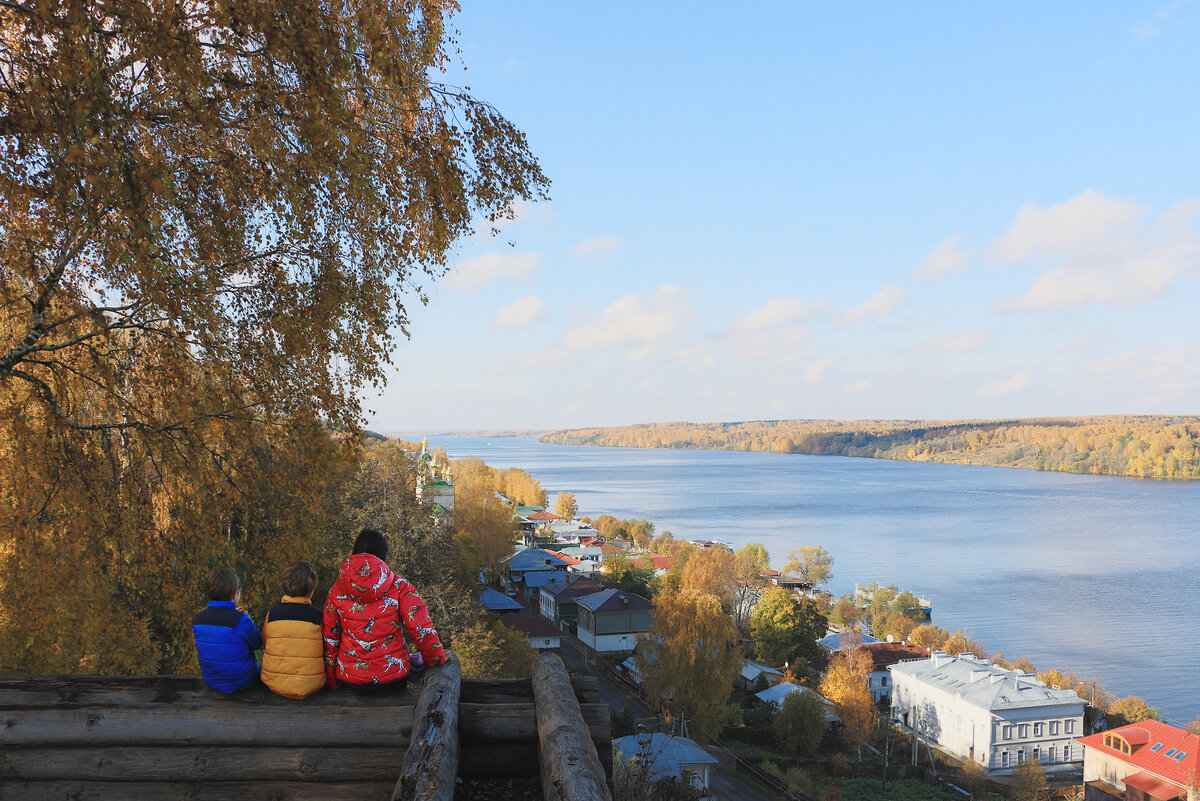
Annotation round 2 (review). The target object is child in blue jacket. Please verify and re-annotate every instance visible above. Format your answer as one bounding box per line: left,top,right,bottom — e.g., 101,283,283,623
191,566,262,692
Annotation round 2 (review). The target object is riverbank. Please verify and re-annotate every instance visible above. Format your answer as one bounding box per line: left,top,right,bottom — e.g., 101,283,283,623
539,415,1200,480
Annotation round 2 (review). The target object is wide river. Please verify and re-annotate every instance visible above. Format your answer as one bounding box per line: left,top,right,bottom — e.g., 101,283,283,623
429,436,1200,723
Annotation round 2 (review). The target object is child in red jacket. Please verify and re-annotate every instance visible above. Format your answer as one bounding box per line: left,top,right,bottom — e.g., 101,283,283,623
322,529,446,692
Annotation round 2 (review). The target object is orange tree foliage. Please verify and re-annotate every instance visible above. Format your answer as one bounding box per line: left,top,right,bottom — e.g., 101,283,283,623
1,0,547,435
543,416,1200,479
820,658,876,758
635,585,740,741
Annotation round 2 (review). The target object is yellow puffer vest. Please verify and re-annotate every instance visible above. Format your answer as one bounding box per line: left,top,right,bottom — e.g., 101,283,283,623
261,596,325,699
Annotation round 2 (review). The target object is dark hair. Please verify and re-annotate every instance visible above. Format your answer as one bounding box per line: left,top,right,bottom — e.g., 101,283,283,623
281,561,317,597
205,566,241,601
352,528,388,561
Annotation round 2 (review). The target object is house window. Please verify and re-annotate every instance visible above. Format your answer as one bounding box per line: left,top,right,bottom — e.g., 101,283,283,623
1002,725,1012,740
1033,747,1040,763
1062,743,1071,761
1049,746,1056,763
544,639,551,645
1019,724,1029,739
1001,751,1009,768
1065,720,1075,734
1050,721,1060,736
1017,749,1025,764
1034,723,1043,737
881,675,888,686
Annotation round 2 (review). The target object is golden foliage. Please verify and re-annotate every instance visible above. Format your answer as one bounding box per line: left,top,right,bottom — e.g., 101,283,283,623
543,416,1200,479
820,661,876,755
452,618,536,680
636,586,740,741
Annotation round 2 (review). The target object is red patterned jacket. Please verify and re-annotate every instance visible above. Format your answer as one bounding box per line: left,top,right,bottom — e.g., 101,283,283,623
322,554,446,688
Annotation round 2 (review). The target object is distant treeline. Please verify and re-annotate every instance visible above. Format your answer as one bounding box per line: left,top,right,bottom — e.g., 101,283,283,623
540,416,1200,479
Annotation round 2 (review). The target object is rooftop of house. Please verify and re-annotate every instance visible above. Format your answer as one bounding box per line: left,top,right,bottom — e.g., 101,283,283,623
754,682,840,722
541,575,606,601
527,511,566,521
507,548,571,572
1077,720,1200,790
499,613,564,639
890,652,1086,711
817,631,881,651
612,733,718,780
480,588,523,612
637,554,674,571
513,505,545,516
741,660,783,682
857,641,929,669
575,588,654,614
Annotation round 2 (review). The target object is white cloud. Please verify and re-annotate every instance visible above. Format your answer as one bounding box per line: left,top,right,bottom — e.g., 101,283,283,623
991,192,1200,310
732,297,825,331
1133,0,1188,41
565,285,690,358
979,372,1031,396
491,296,548,329
803,359,833,384
570,237,624,258
844,380,874,393
442,252,538,291
919,331,991,355
917,234,969,280
841,285,910,325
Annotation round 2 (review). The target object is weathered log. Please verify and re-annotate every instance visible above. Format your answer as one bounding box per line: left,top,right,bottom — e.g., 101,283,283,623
0,746,403,782
0,674,595,708
0,705,413,748
0,675,420,709
0,780,394,801
458,675,601,705
458,702,610,743
392,652,461,801
532,652,612,801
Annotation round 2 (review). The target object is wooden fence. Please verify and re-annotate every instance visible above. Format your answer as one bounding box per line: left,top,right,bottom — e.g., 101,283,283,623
0,651,611,801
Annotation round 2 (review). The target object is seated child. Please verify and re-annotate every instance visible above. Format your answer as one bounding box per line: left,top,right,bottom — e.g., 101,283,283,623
261,561,326,699
191,566,262,693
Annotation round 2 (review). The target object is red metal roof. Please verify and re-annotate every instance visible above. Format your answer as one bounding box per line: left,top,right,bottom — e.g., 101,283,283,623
499,613,563,638
527,511,565,521
550,551,581,565
1121,771,1184,800
857,642,928,669
1077,720,1200,790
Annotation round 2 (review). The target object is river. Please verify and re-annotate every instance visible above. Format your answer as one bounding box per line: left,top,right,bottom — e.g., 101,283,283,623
428,436,1200,723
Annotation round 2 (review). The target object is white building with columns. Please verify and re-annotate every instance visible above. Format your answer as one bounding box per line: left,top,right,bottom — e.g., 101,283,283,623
890,651,1086,775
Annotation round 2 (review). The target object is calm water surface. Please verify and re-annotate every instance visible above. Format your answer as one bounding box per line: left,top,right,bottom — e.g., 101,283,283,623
429,436,1200,722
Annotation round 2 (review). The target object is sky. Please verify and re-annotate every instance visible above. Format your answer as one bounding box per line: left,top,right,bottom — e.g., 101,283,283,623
370,2,1200,434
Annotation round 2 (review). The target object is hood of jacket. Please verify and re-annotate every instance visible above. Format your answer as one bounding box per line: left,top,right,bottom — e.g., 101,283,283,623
334,554,396,602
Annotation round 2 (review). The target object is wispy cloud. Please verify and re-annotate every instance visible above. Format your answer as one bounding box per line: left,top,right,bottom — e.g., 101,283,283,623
991,191,1200,311
979,372,1031,396
570,237,624,258
491,296,548,329
841,285,910,325
917,234,969,280
442,252,538,291
565,284,690,361
918,331,991,355
732,296,825,332
1133,0,1189,41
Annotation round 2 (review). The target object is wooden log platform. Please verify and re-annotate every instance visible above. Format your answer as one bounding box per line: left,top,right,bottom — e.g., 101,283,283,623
0,652,613,801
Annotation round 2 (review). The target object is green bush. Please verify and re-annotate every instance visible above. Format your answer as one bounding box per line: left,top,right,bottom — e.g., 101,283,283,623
720,703,744,728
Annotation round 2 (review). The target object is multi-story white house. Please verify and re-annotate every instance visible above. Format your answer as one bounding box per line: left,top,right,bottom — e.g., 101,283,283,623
890,651,1086,775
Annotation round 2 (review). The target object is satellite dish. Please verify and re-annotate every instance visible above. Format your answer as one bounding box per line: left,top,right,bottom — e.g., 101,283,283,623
886,634,895,643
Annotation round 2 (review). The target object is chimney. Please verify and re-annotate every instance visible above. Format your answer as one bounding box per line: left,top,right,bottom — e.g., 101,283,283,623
622,596,629,605
990,674,1005,685
970,669,990,683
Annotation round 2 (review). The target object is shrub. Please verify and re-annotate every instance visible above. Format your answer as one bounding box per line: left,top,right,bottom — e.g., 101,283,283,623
720,703,744,728
612,706,637,739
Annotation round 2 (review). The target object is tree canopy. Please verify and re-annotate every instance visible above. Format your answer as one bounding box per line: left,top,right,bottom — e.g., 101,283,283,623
782,546,832,586
0,0,548,435
749,586,825,666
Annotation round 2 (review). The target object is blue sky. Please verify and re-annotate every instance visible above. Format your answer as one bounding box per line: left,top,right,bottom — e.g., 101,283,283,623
371,2,1200,433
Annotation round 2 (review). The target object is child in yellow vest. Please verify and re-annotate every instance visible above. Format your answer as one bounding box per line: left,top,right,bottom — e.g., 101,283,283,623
261,561,326,699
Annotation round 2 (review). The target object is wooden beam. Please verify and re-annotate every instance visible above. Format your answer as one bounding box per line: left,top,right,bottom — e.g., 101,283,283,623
532,652,612,801
0,674,593,708
459,702,610,743
0,781,395,801
0,746,403,782
392,652,461,801
0,675,419,709
0,706,413,748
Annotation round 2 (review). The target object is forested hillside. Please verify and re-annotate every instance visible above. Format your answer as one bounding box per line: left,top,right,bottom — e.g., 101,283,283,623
541,416,1200,479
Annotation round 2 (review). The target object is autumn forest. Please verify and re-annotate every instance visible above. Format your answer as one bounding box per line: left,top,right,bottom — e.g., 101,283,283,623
542,415,1200,479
